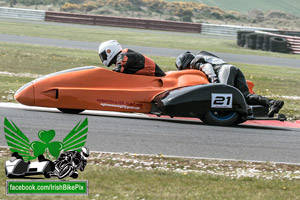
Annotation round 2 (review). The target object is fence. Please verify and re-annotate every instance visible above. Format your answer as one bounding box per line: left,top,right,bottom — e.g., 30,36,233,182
0,7,45,21
45,11,202,33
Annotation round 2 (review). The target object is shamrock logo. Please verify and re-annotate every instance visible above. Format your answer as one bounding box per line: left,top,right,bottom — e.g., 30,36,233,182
30,130,63,159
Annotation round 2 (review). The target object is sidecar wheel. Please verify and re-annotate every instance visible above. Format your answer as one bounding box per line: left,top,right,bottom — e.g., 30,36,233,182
202,110,240,126
44,172,51,178
58,108,85,114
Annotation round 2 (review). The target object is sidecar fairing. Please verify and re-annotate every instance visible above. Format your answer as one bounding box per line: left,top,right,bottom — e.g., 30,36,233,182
5,158,52,178
152,83,286,125
14,66,210,114
14,66,284,125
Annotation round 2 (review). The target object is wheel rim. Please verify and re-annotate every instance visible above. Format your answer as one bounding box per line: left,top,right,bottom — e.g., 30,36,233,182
208,111,237,121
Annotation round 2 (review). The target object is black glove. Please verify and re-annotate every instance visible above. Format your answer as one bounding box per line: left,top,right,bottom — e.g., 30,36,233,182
190,55,205,69
191,62,201,70
113,65,122,72
208,75,219,83
211,77,219,83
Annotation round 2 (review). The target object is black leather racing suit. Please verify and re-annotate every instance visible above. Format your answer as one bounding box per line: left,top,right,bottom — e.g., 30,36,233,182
190,51,270,107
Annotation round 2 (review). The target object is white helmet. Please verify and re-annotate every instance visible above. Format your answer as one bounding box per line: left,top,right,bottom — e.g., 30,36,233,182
98,40,122,67
80,147,89,159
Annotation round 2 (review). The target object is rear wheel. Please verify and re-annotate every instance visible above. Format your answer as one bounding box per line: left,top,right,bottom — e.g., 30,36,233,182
201,110,240,126
58,108,85,114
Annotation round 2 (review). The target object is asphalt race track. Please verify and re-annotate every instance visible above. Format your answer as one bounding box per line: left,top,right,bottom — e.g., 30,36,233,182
0,104,300,164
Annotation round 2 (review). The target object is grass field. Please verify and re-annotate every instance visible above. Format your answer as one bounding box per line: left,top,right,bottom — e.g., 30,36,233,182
1,20,300,60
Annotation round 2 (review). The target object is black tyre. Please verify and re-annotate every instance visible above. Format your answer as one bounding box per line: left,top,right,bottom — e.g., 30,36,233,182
269,37,289,53
70,172,78,179
237,31,243,40
202,110,240,126
232,117,247,125
246,33,257,49
256,34,264,50
240,32,248,47
199,116,208,124
237,31,245,47
58,163,73,179
262,35,271,51
58,108,85,114
44,172,51,178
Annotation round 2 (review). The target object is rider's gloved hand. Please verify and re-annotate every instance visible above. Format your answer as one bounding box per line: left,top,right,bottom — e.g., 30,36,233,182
209,75,219,83
113,65,122,72
190,55,205,70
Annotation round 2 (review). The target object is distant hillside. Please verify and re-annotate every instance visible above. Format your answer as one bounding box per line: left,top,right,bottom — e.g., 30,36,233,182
3,0,300,30
166,0,300,17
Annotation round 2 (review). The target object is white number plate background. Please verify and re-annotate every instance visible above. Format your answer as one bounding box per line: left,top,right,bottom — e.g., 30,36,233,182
211,93,233,108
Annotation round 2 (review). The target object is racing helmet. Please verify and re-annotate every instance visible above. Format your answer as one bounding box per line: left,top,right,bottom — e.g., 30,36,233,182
175,51,195,70
98,40,122,67
80,147,90,159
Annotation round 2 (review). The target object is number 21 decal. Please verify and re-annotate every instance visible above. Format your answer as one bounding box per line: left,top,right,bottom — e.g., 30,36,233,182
211,93,233,108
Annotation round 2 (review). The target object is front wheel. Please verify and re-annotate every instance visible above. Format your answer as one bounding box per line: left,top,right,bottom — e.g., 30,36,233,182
58,108,85,114
201,110,240,126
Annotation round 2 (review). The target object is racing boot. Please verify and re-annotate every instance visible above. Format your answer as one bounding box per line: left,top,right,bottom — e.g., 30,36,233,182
246,94,284,117
268,100,284,117
246,94,269,107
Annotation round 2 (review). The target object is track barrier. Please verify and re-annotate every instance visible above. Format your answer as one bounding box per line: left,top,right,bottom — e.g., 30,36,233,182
237,30,300,54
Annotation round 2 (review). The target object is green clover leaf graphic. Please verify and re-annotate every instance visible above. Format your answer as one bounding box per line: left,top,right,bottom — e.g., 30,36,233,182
30,130,63,159
30,141,46,157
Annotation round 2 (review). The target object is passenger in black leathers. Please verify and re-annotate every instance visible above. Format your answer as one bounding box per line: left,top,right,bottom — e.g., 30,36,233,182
175,51,284,117
47,147,89,179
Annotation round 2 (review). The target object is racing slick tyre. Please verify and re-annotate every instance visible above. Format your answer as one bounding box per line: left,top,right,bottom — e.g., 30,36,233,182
202,110,240,126
232,117,247,125
58,108,85,114
57,163,74,179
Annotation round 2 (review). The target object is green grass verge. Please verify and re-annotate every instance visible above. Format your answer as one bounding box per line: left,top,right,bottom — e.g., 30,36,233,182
1,20,300,59
81,166,300,200
0,42,299,120
1,148,300,200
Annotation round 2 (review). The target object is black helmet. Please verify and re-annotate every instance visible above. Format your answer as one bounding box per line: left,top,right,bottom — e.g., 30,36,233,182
175,51,195,70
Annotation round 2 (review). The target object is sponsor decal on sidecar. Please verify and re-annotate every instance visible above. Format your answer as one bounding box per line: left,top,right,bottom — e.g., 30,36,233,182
97,98,143,110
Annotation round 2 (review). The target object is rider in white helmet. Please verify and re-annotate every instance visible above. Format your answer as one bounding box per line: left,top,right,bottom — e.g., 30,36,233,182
98,40,123,67
98,40,165,77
